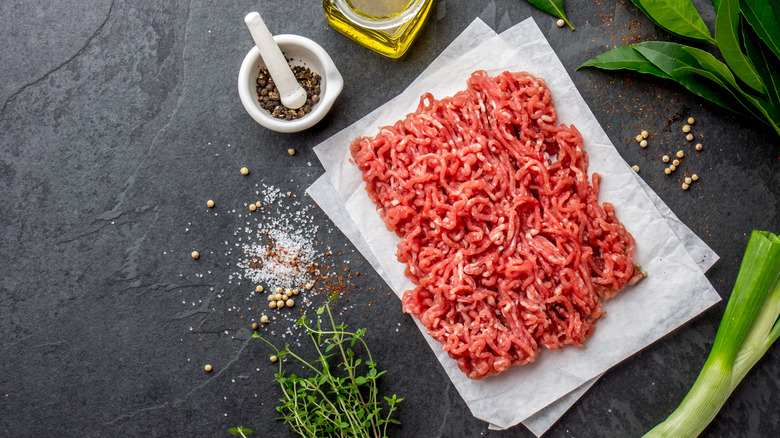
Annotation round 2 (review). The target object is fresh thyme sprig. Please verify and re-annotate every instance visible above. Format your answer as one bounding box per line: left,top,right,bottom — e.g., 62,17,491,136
252,297,403,438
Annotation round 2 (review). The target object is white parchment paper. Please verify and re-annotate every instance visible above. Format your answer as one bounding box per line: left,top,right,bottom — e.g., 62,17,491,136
308,17,721,434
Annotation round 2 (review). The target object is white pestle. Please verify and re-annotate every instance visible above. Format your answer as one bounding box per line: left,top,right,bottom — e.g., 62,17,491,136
244,12,307,110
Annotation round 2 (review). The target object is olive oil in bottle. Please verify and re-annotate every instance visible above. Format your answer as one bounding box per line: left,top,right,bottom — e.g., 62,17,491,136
323,0,434,58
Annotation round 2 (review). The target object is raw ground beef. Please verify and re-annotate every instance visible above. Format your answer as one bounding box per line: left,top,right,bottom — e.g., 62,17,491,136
351,71,642,379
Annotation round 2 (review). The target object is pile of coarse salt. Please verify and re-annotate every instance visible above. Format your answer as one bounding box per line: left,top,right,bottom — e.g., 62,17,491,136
226,182,323,293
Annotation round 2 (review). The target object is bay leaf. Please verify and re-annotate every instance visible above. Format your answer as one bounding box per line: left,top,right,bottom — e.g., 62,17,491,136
629,0,716,44
740,18,780,124
672,66,759,118
715,0,766,93
526,0,575,30
740,0,780,62
577,45,671,79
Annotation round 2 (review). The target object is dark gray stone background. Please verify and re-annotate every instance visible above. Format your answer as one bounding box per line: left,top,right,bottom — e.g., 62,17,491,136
1,0,777,437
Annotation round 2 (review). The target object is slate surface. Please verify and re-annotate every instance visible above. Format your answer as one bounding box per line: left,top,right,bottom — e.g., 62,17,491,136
1,1,777,437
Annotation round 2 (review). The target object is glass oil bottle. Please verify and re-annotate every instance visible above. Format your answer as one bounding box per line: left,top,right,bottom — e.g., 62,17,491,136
323,0,434,58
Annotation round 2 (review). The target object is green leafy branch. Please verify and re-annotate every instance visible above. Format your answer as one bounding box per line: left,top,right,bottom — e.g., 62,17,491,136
578,0,780,138
251,298,402,438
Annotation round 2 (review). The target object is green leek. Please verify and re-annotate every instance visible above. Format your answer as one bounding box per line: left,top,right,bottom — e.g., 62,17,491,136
644,230,780,438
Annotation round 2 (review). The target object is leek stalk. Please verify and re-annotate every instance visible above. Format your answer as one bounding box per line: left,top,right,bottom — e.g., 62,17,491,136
644,230,780,437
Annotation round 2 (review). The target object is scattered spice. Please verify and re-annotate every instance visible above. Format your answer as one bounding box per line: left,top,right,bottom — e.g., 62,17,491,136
256,65,321,120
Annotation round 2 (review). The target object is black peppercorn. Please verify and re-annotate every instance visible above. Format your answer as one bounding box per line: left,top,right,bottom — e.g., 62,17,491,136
255,63,322,121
